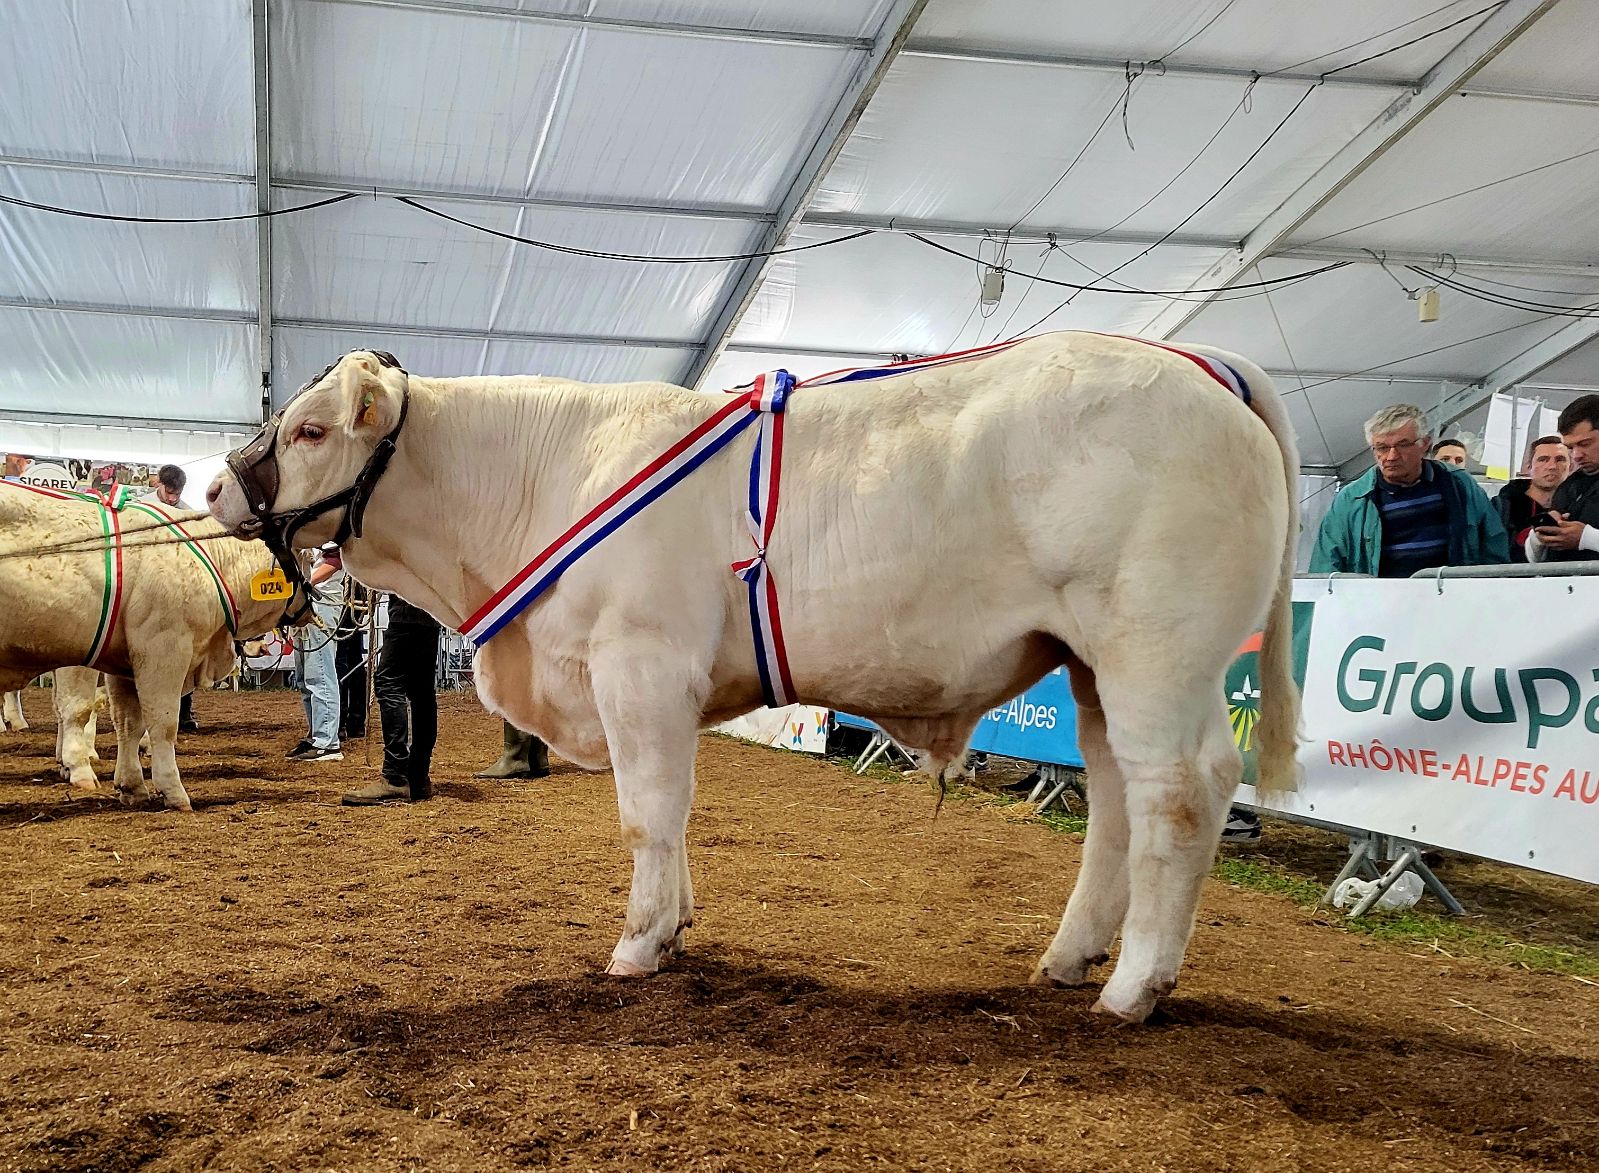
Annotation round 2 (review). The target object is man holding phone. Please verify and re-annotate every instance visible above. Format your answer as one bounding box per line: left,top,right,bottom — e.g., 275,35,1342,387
1529,396,1599,562
1496,436,1571,561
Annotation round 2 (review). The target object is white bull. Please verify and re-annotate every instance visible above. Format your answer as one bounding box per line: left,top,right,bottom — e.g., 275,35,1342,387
208,333,1299,1022
0,489,294,810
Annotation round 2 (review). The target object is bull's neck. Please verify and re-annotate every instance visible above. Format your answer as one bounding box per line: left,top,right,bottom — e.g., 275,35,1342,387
201,527,286,638
343,374,713,630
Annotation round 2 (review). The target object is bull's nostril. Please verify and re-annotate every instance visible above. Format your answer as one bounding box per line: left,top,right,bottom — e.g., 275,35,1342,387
205,482,221,505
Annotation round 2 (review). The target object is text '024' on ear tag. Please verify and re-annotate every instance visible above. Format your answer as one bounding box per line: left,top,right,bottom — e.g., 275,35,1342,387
250,568,290,601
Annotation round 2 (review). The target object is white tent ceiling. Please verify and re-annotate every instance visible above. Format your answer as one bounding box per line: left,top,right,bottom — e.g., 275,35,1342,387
3,0,1598,476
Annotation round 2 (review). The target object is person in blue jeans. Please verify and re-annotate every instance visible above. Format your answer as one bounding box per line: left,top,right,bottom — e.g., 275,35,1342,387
287,546,346,762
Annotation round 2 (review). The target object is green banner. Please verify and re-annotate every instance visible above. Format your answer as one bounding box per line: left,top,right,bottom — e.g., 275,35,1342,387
1227,600,1315,783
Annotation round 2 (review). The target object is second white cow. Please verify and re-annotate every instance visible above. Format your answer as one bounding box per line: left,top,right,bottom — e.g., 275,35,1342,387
0,486,303,809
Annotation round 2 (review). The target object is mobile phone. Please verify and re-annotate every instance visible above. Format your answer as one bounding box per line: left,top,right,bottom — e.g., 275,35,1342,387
1530,509,1560,529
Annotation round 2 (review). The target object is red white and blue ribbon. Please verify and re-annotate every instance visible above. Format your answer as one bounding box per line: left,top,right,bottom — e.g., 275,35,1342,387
461,393,764,645
729,370,796,708
461,332,1252,708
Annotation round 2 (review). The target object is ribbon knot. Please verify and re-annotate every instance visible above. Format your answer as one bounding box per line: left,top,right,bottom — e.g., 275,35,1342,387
731,509,767,580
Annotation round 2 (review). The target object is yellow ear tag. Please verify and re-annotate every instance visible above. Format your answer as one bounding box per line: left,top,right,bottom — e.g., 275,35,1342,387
250,567,290,601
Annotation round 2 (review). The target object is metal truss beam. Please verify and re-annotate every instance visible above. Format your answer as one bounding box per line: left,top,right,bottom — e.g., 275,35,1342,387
252,0,275,421
0,408,259,432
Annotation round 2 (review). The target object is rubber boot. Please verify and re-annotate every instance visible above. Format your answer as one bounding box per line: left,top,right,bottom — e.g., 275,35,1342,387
475,721,551,779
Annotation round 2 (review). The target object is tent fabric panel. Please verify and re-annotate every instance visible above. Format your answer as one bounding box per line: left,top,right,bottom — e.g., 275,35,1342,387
272,0,582,196
524,28,861,207
274,2,859,209
591,0,891,38
1468,0,1599,100
1172,259,1589,380
0,166,256,314
0,306,258,426
813,55,1394,238
0,0,254,174
272,190,756,338
1288,96,1599,263
912,0,1475,82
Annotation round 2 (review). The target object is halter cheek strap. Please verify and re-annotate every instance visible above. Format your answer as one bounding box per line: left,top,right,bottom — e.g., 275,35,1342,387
224,360,410,594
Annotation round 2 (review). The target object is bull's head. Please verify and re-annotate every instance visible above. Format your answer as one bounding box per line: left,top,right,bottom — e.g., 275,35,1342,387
207,350,408,560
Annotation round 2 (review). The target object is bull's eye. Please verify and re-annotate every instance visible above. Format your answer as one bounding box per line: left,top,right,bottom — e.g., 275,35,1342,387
295,423,327,443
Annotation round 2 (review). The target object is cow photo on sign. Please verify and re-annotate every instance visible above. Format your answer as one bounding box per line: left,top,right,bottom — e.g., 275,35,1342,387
207,331,1300,1023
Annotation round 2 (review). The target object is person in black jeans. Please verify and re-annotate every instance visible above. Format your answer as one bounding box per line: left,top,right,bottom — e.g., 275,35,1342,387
335,583,370,740
342,594,440,806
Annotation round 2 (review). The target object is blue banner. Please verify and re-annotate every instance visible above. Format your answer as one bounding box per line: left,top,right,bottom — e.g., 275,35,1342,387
969,667,1084,767
834,667,1084,768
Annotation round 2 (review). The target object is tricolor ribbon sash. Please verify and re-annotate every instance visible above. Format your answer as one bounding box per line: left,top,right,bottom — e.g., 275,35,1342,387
728,370,795,708
461,332,1252,709
3,480,127,667
127,501,242,637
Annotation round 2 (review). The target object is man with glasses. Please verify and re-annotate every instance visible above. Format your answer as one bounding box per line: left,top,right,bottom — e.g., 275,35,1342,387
1528,395,1599,563
1311,404,1508,577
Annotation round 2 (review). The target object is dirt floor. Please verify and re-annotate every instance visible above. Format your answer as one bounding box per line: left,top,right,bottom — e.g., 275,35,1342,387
1,688,1597,1172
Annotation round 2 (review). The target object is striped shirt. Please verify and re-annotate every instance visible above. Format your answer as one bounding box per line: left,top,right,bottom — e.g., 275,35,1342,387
1377,462,1449,578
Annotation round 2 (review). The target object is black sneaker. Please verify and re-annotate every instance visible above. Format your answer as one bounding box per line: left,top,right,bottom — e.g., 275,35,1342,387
290,744,344,762
1002,770,1042,795
285,739,314,759
1221,808,1262,844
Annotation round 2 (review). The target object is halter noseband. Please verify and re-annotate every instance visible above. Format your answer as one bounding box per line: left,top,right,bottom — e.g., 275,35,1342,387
224,350,409,592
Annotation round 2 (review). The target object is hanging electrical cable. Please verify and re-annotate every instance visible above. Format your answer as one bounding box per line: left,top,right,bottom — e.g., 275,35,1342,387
0,190,360,223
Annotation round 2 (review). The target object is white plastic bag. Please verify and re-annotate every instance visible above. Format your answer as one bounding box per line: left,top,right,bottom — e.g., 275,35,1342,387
1332,871,1424,913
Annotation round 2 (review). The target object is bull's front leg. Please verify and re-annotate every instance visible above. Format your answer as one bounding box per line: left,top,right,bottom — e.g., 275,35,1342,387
590,652,703,977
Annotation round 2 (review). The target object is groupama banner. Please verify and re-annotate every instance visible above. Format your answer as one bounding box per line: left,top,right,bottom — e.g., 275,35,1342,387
1234,578,1599,885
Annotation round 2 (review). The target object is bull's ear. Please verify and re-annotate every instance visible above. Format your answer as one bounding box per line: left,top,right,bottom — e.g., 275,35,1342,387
338,354,400,435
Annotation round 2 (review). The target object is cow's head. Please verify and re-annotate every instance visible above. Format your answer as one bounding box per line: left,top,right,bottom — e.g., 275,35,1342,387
207,350,408,556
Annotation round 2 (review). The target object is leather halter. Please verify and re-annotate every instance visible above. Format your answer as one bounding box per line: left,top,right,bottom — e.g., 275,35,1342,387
224,351,409,594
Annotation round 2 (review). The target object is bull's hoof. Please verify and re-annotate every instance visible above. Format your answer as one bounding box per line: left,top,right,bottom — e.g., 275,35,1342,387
1092,978,1175,1024
1030,952,1109,988
1089,997,1146,1024
164,800,194,813
67,777,100,793
605,959,655,978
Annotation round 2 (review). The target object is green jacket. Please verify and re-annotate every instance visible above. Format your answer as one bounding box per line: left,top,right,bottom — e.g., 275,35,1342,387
1309,461,1510,576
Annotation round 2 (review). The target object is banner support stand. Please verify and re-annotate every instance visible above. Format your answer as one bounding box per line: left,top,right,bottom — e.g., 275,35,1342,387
1326,832,1466,919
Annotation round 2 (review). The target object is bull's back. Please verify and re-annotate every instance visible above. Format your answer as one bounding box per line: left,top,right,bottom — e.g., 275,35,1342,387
755,333,1287,694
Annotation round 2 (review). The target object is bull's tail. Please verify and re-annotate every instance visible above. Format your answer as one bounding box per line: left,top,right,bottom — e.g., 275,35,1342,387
1182,346,1302,791
1238,360,1302,793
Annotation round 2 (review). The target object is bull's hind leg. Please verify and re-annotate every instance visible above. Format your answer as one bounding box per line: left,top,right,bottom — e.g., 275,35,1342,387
590,650,704,976
54,667,102,790
3,689,27,731
1033,661,1129,987
1092,670,1240,1023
